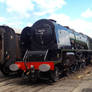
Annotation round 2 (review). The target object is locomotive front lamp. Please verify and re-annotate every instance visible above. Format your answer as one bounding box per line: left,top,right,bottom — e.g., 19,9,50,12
9,64,19,71
39,64,50,72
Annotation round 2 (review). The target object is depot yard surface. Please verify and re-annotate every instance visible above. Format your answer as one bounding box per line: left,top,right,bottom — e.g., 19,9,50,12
0,65,92,92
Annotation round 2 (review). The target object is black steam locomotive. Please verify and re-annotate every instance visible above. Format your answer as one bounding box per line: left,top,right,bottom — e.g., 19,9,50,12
9,19,92,81
0,26,21,75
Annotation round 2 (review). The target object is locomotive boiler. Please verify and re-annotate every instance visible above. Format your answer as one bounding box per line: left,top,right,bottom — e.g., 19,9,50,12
9,19,92,81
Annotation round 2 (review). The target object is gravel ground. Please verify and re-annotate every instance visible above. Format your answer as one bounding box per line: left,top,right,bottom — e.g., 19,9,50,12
0,65,92,92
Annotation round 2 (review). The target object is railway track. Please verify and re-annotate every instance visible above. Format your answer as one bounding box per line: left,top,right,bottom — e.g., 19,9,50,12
0,65,92,92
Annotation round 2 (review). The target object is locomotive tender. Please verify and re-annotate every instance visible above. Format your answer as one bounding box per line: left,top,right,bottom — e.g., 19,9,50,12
9,19,92,81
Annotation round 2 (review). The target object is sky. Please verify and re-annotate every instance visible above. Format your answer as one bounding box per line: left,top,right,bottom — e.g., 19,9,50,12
0,0,92,37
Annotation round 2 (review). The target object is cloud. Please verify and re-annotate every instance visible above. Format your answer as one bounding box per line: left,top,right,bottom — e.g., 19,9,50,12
49,13,92,37
0,0,34,18
2,0,66,17
0,0,5,3
81,8,92,18
49,14,70,25
0,0,68,34
0,17,22,29
0,16,22,33
34,11,49,16
13,28,22,33
6,0,34,13
26,22,33,27
33,0,66,15
0,16,7,23
71,19,92,37
7,21,22,27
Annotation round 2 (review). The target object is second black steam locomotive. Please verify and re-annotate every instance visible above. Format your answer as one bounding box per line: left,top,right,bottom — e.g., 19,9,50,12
0,26,21,75
9,19,92,81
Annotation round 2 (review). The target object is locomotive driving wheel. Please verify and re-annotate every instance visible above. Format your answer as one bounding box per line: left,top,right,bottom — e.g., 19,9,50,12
51,67,59,82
